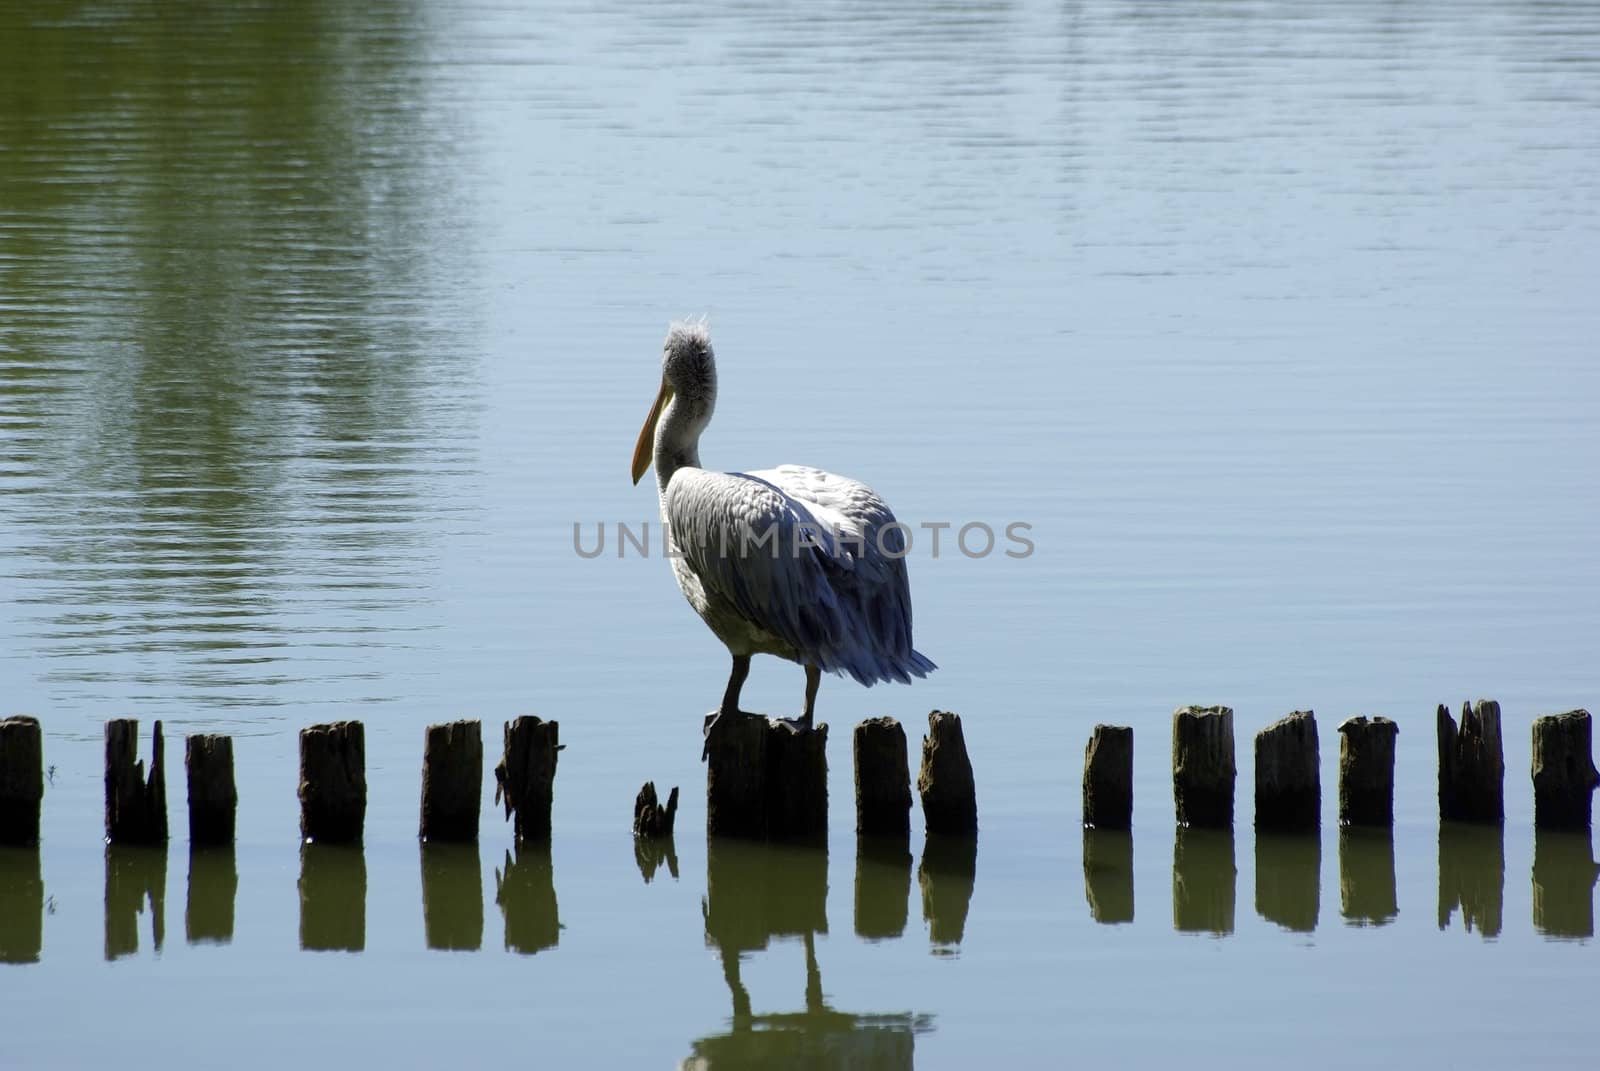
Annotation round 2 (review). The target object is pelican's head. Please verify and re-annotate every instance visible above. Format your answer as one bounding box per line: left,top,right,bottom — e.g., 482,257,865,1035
632,321,716,485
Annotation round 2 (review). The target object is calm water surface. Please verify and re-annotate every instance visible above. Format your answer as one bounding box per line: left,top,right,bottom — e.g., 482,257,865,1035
2,0,1597,1067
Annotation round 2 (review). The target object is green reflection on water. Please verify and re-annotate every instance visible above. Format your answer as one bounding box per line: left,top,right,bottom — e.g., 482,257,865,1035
1082,827,1134,925
690,837,932,1071
1338,826,1398,927
1255,831,1320,934
1173,826,1236,935
1437,822,1504,939
0,0,471,703
1532,829,1599,940
421,841,483,952
299,842,365,952
186,845,237,945
105,843,168,960
494,843,560,954
0,847,44,964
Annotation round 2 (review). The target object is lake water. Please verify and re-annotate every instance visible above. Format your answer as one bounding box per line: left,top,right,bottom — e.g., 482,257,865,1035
2,0,1597,1066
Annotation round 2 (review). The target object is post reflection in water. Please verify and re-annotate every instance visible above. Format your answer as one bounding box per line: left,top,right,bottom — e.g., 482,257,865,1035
1339,827,1398,927
854,836,912,940
105,844,168,961
185,846,237,945
1532,830,1599,940
636,833,680,885
1082,828,1134,925
687,838,930,1070
299,843,365,953
1437,823,1504,938
918,835,977,952
0,847,44,964
1173,827,1235,936
1254,833,1320,933
495,843,560,954
420,843,482,952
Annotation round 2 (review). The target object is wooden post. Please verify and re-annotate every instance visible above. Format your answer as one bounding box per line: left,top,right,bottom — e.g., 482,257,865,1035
1254,711,1319,833
1531,709,1598,831
420,719,483,842
105,719,167,844
1082,724,1133,831
0,716,43,846
298,721,365,844
1338,716,1398,827
185,734,236,847
633,781,679,838
1438,699,1504,824
705,712,827,842
1172,705,1234,829
854,717,911,838
918,710,977,836
1082,827,1134,924
494,716,560,842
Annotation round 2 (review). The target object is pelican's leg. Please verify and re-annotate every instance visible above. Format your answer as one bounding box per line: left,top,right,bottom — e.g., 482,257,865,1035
797,663,821,732
703,654,751,761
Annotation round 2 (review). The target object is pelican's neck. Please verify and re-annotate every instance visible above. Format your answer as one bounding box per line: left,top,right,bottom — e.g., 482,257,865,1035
653,392,708,499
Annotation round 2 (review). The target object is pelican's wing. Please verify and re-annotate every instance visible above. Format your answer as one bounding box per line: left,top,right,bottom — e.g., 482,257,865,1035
664,466,936,686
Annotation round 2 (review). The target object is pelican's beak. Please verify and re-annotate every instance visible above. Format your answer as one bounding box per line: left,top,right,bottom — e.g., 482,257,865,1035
631,378,672,485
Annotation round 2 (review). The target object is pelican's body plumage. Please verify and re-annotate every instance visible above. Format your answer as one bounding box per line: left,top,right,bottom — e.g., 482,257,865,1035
631,322,935,742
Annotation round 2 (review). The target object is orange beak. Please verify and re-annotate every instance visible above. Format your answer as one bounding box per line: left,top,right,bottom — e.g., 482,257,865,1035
631,379,672,485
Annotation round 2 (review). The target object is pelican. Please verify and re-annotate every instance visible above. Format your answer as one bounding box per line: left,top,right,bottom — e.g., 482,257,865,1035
631,321,935,753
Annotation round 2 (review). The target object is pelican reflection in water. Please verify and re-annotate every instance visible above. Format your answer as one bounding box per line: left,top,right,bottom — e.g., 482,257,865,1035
631,322,935,752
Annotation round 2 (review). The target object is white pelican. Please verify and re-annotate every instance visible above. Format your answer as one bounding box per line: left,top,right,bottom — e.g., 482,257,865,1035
631,322,936,752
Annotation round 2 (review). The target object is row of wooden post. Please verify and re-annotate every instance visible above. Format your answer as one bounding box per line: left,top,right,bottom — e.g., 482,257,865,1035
1081,702,1598,832
0,715,560,848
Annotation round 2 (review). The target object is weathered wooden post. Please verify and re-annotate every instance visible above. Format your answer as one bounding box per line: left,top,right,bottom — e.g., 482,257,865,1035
0,716,43,847
185,734,236,847
420,719,482,842
105,719,167,844
1082,725,1133,831
495,716,560,842
918,711,977,835
855,717,911,838
1254,711,1319,832
1082,827,1134,924
705,712,827,842
298,721,365,844
1531,710,1598,831
1338,716,1398,827
1438,699,1504,823
1172,826,1236,934
633,781,678,838
1172,705,1234,828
